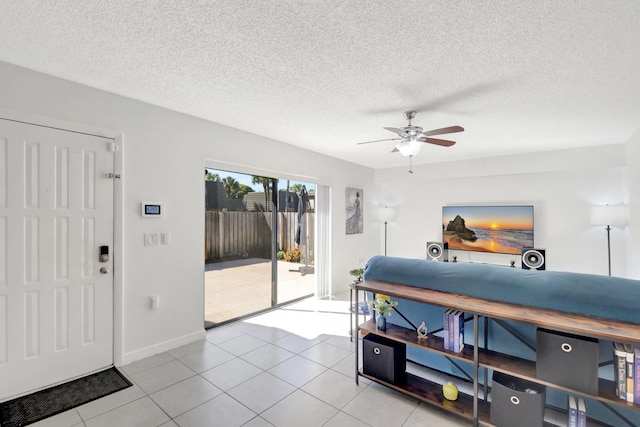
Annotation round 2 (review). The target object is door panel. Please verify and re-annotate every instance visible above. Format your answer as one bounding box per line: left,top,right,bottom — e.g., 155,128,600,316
276,181,315,305
203,170,316,325
0,119,114,400
203,170,275,325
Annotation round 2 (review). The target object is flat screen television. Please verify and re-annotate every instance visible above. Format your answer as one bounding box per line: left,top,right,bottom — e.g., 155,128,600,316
442,205,534,255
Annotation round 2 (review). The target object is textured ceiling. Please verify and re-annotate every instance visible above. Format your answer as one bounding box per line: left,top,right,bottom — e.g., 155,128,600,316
1,1,640,169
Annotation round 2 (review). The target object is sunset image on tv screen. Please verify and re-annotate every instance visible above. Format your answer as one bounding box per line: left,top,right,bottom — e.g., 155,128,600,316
442,206,534,255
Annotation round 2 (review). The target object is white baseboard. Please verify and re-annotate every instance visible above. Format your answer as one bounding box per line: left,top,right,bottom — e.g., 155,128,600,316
118,329,207,366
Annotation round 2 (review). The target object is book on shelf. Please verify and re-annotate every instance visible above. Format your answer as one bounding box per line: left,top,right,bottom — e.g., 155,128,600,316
624,343,635,404
351,301,370,315
636,347,640,404
452,310,459,352
443,308,453,350
577,397,586,427
453,311,464,353
568,395,577,427
448,309,455,351
613,342,627,400
442,309,465,352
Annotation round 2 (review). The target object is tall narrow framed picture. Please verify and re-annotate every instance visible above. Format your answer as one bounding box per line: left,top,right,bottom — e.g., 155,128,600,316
346,187,363,234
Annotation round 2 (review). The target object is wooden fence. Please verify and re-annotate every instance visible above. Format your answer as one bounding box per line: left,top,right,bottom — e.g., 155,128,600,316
205,211,315,262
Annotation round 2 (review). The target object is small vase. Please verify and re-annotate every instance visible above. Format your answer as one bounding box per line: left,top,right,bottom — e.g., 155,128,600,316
376,313,387,331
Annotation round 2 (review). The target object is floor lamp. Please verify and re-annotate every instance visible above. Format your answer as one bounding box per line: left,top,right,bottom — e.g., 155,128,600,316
378,206,396,256
590,204,628,276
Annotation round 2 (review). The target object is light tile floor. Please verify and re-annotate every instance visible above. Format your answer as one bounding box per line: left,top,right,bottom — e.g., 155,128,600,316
32,295,472,427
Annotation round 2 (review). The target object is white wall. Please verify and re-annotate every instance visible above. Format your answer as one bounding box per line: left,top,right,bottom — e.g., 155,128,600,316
374,144,637,278
0,61,378,364
625,126,640,278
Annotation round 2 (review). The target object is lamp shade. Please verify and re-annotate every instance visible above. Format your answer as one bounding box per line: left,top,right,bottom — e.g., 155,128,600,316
378,206,396,222
590,205,628,227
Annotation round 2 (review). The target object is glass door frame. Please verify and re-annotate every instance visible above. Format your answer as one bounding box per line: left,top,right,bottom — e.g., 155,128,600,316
270,177,278,308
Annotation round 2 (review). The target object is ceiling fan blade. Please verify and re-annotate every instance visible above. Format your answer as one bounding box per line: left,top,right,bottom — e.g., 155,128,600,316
357,137,402,145
422,137,456,147
424,125,464,136
383,127,407,137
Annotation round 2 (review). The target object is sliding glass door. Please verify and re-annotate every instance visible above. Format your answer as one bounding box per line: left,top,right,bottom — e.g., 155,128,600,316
276,180,316,305
204,169,275,326
204,169,316,326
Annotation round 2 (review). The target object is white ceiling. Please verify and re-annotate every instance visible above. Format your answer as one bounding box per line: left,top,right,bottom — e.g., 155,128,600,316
2,1,640,169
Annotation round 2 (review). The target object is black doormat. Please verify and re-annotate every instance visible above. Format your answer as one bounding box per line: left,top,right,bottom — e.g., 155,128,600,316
0,367,132,427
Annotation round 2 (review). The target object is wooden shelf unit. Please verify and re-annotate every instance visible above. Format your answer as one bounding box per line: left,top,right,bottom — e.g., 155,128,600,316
354,280,640,426
359,369,491,424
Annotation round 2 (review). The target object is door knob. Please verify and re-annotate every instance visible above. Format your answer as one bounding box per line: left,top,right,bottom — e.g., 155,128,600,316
100,267,110,274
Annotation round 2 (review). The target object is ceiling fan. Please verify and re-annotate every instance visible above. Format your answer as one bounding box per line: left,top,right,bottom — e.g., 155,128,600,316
358,110,464,158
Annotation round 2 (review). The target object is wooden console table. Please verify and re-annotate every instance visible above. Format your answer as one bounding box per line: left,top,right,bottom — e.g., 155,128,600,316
354,279,640,426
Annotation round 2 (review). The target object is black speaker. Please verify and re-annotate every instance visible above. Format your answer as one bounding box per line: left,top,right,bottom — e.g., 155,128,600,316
521,248,545,270
427,242,448,262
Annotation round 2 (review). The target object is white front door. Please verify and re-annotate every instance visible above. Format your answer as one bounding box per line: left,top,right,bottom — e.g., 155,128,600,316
0,119,115,400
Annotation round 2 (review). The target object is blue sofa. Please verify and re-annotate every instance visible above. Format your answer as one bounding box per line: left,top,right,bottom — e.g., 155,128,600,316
363,256,640,425
364,256,640,325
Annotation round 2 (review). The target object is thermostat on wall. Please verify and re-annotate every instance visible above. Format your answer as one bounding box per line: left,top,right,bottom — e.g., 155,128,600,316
141,202,163,217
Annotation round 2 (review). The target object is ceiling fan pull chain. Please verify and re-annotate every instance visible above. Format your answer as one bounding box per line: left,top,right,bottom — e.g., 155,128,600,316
408,155,414,174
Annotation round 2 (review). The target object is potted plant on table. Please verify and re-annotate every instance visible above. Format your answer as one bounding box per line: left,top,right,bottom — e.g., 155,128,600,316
349,268,364,283
370,293,398,331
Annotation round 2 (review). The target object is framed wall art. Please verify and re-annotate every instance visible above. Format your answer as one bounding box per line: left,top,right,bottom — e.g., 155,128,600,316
346,187,363,234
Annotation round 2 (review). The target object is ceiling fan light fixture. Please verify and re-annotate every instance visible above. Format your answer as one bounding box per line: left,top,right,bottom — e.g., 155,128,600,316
396,138,422,157
357,110,462,158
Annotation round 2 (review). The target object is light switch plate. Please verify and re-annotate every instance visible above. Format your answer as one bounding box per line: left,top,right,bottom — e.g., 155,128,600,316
144,233,159,246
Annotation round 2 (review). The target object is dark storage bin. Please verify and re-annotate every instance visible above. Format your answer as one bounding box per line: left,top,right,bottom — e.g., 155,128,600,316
491,371,546,427
362,334,406,384
536,328,598,395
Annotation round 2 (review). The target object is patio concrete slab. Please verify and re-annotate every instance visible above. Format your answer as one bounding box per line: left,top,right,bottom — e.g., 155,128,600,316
205,259,315,325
